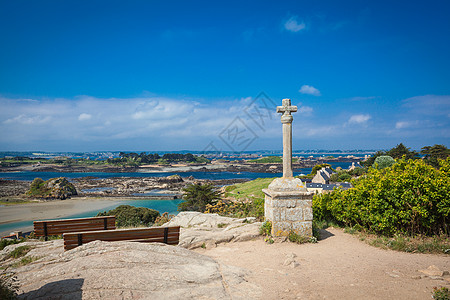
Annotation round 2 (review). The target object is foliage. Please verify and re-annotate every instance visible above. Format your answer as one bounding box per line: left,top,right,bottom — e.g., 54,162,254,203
178,183,222,212
248,156,282,163
27,177,77,199
11,256,41,268
0,239,21,251
0,276,17,300
313,158,450,236
109,152,210,165
7,246,31,259
348,167,366,176
433,287,450,300
259,221,272,236
153,212,175,226
288,231,317,244
361,143,419,167
224,177,274,201
421,144,450,169
96,205,160,228
205,199,265,220
387,143,420,160
373,155,396,169
27,178,46,196
329,171,352,182
208,178,273,220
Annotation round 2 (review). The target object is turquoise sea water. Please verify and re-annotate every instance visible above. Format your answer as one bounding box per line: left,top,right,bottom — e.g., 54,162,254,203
0,199,182,237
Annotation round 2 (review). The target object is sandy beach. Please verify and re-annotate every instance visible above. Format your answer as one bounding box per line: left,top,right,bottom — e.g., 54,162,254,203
0,197,130,236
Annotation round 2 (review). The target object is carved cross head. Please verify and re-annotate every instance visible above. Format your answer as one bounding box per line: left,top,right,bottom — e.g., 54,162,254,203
276,98,297,123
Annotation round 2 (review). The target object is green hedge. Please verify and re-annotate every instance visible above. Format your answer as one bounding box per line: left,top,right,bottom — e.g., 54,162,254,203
313,158,450,236
96,205,160,228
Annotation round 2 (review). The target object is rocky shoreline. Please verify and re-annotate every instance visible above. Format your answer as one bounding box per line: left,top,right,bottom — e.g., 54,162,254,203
0,175,249,201
0,156,361,174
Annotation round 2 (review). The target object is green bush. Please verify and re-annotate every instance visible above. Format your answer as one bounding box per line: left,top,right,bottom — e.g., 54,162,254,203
433,287,450,300
373,155,395,169
96,205,160,228
313,158,450,236
0,239,21,251
260,221,272,236
178,183,221,212
329,171,352,182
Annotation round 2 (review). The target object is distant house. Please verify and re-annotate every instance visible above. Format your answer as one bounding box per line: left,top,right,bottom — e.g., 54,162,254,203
312,167,334,184
306,182,352,194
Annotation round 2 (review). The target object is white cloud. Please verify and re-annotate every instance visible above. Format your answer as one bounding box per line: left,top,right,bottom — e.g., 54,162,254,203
78,113,92,121
348,114,371,124
298,105,313,115
299,85,321,96
0,95,282,150
4,114,51,125
284,17,306,32
395,121,412,129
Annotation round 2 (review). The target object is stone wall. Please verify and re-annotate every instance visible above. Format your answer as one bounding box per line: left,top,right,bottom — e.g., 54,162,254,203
263,188,313,237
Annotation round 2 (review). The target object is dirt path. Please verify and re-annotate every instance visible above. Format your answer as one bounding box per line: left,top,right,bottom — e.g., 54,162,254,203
195,228,449,300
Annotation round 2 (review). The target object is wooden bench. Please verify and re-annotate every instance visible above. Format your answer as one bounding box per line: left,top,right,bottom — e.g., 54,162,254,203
34,216,116,241
63,226,180,251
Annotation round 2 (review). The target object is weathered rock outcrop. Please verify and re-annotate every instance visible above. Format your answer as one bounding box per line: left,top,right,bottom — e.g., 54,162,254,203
1,240,261,299
164,212,262,249
27,177,77,200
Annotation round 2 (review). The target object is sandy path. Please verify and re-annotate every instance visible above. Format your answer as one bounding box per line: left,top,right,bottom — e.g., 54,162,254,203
196,228,450,300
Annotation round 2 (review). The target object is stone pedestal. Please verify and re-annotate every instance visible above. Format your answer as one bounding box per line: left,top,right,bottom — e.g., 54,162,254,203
263,177,314,237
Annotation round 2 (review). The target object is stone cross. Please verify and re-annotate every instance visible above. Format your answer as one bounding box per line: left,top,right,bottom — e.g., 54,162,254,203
276,99,297,178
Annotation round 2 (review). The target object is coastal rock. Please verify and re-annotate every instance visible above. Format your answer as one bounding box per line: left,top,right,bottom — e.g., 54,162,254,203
0,179,30,197
44,177,78,199
5,240,260,299
27,177,77,200
164,212,262,249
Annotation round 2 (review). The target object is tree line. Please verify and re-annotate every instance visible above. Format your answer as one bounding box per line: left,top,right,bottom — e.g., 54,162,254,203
361,143,450,169
107,152,204,164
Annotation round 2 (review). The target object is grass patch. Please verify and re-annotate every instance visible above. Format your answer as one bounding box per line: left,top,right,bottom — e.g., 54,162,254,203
10,256,41,268
0,198,32,206
7,245,31,259
247,156,282,163
224,177,274,202
341,225,450,254
0,239,22,251
288,232,318,244
217,223,227,228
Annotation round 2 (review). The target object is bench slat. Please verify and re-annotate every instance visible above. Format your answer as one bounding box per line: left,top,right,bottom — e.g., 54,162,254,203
34,216,116,239
34,216,115,225
63,226,180,251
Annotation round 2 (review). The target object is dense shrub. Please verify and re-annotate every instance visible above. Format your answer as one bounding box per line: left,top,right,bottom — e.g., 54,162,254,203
205,198,265,221
329,171,352,182
373,155,395,169
96,205,160,228
178,183,221,212
313,158,450,236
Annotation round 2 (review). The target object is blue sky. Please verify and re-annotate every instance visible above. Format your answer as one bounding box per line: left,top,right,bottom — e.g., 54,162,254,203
0,0,449,152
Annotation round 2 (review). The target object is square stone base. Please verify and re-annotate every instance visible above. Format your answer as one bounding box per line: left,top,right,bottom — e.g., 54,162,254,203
263,187,314,237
